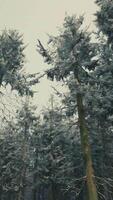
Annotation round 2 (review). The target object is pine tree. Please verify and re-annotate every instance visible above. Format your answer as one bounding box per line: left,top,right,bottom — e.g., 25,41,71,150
37,15,98,200
0,30,25,87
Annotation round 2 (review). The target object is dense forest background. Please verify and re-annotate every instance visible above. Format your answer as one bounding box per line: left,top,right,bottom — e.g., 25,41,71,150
0,0,113,200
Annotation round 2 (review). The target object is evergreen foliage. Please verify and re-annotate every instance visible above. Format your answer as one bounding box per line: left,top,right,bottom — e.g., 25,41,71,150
1,1,113,199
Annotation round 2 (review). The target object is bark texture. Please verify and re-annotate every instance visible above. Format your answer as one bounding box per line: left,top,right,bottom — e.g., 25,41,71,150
77,92,98,200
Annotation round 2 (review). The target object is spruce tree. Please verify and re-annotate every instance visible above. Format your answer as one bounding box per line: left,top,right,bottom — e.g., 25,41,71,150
37,15,98,200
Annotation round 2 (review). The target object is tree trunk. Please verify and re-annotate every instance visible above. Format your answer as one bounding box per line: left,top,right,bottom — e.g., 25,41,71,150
17,126,28,200
48,185,53,200
17,142,27,200
47,183,58,200
33,148,38,200
77,92,98,200
100,123,109,200
33,187,37,200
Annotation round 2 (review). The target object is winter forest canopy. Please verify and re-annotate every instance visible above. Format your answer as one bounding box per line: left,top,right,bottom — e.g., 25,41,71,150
1,0,113,200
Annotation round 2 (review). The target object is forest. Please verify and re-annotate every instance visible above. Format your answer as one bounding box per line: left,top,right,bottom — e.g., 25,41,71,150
0,0,113,200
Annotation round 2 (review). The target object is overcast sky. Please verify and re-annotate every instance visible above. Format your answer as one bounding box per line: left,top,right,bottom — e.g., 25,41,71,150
0,0,98,109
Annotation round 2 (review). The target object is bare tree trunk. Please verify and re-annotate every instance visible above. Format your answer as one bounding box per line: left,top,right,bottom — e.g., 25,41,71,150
77,92,98,200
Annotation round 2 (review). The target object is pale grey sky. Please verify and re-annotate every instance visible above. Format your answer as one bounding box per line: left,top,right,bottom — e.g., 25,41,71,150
0,0,98,109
